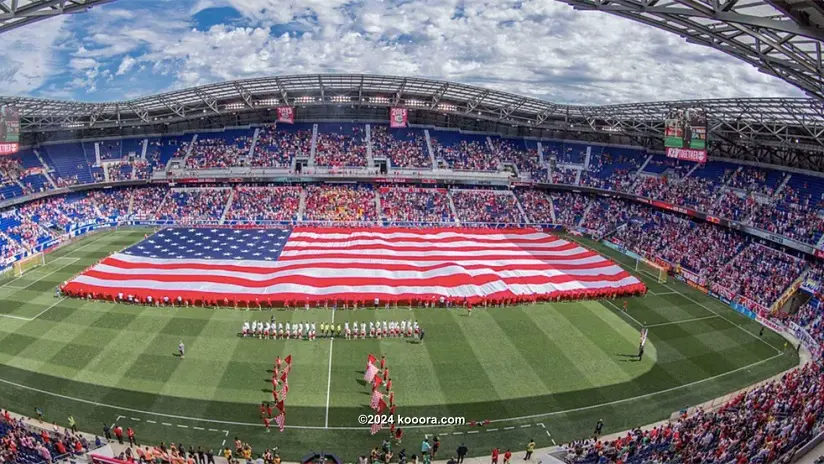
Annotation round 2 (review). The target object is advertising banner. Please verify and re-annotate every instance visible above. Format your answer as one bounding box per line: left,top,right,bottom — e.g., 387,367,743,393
389,107,408,128
277,106,295,124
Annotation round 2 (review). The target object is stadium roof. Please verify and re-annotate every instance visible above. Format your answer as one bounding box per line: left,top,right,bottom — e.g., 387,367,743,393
0,0,116,34
559,0,824,101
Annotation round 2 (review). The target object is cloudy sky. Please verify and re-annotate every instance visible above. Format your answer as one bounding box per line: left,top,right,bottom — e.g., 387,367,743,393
0,0,804,105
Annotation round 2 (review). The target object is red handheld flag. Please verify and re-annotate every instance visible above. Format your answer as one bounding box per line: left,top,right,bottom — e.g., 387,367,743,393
377,399,388,414
275,413,286,432
367,354,377,366
284,354,292,365
370,421,383,435
370,390,383,411
364,363,379,383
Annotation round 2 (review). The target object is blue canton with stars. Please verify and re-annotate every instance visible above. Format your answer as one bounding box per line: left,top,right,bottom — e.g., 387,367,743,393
121,228,293,261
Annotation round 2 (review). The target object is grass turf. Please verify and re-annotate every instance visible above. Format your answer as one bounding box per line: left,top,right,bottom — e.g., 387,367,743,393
0,228,798,460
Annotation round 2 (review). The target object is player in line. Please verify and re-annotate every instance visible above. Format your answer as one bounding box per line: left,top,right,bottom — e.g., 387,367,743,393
241,320,422,341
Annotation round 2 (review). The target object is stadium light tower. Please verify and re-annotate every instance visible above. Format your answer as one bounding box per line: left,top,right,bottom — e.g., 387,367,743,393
556,0,824,101
0,0,118,34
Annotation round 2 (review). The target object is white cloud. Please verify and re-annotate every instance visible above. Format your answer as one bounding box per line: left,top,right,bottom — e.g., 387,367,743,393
3,0,803,103
116,56,137,75
136,0,801,104
0,16,67,96
69,57,98,70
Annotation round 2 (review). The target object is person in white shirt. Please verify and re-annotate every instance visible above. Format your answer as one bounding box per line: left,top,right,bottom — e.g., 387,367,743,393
310,322,317,340
361,322,366,339
242,321,250,337
345,322,351,339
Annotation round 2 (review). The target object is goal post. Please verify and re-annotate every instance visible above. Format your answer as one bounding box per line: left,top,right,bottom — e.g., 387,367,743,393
13,252,45,277
635,257,668,284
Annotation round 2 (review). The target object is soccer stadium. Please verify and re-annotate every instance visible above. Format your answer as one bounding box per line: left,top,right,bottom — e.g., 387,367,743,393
1,1,824,464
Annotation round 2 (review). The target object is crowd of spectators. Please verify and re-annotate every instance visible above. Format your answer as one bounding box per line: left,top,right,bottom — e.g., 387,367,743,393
88,190,131,218
131,187,170,220
451,189,523,224
250,125,312,168
314,128,368,167
226,186,301,222
157,189,230,223
433,140,498,171
582,199,646,238
494,141,544,180
564,360,824,464
551,167,578,185
371,126,431,169
380,187,453,224
303,185,377,222
712,243,805,308
1,411,92,464
185,137,250,169
106,162,133,181
516,189,555,223
551,193,591,227
728,167,778,196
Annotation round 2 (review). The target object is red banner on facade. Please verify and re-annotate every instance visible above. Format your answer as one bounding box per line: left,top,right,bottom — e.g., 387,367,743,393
0,142,18,155
666,147,707,163
390,108,408,128
277,107,295,124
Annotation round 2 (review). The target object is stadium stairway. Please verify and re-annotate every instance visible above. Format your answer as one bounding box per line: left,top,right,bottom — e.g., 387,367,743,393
446,190,461,226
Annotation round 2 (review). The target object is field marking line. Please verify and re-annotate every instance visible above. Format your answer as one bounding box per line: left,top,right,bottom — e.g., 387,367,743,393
520,424,530,428
324,307,335,429
649,291,678,296
177,425,188,429
4,259,81,290
146,420,157,424
604,300,645,327
487,428,498,432
208,428,218,432
0,297,66,322
0,352,786,430
603,247,783,354
130,417,140,421
503,426,515,430
162,422,172,426
658,281,783,354
466,430,478,434
193,426,204,431
452,432,462,435
221,440,226,447
66,230,116,256
644,315,720,328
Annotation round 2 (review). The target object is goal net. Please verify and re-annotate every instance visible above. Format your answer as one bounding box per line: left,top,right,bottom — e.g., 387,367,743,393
13,252,45,277
635,257,668,284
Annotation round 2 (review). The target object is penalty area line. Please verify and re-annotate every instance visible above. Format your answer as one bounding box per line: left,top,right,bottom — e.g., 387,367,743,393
0,352,787,430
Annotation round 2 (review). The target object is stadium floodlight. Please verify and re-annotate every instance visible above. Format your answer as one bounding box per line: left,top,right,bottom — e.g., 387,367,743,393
0,0,120,34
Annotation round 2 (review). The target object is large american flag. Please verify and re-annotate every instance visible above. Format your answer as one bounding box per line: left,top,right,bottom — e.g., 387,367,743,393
63,227,643,303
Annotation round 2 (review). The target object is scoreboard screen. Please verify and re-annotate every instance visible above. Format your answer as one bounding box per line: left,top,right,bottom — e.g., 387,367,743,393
0,105,20,155
664,107,707,163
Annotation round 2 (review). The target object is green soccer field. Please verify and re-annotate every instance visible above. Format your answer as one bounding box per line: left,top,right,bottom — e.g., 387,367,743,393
0,229,798,460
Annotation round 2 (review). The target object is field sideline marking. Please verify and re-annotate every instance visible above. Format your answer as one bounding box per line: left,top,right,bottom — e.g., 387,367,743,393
603,247,782,354
4,258,80,291
644,315,720,328
0,297,66,322
65,230,117,256
2,257,80,290
657,281,783,354
324,307,335,429
603,300,645,327
0,352,786,430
